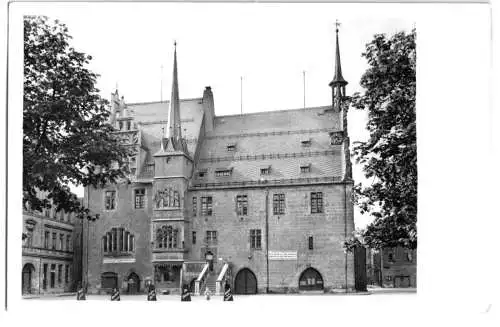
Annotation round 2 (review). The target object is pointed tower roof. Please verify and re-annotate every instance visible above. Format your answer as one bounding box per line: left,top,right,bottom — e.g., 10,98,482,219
155,41,189,157
167,41,181,140
329,23,348,87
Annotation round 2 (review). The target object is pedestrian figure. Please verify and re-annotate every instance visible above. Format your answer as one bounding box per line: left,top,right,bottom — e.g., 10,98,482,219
147,284,157,301
76,282,86,301
181,284,191,302
111,287,120,301
223,282,234,301
204,288,211,301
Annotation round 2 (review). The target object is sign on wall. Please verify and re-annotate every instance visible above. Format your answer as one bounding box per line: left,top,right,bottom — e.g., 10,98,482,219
103,257,136,264
269,251,297,260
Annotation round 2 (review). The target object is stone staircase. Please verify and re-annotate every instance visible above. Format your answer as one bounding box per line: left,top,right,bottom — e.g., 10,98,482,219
204,271,218,294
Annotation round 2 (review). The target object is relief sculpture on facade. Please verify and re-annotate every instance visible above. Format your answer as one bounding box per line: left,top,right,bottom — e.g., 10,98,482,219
154,186,180,208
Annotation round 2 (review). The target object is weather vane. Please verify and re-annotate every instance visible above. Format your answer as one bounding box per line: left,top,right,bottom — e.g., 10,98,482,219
335,19,341,32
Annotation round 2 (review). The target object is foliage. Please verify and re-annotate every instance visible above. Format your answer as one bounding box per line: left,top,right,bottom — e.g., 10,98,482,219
346,29,417,250
23,16,131,215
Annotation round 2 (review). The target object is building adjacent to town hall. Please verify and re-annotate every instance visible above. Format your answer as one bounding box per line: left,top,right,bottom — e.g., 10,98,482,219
22,195,83,295
83,29,355,295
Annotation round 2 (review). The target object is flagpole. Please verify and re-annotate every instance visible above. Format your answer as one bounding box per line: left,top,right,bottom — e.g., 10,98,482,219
303,70,306,109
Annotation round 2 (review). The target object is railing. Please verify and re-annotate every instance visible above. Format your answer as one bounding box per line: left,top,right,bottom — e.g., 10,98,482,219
215,263,230,296
204,126,336,140
190,176,344,190
194,263,209,296
198,150,336,163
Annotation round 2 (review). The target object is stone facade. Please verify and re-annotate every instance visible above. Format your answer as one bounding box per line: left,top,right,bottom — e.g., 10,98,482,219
22,204,83,295
84,32,356,295
366,247,417,288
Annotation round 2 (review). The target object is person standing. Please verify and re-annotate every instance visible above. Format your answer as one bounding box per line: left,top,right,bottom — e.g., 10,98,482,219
204,288,211,301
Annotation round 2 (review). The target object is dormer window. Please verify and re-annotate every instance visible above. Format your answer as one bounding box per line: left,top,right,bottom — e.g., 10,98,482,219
215,168,232,177
260,166,271,175
301,138,311,147
196,169,207,179
300,164,311,173
226,144,236,152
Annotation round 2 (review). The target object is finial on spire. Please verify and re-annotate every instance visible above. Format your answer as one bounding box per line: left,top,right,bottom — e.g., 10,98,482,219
329,20,347,87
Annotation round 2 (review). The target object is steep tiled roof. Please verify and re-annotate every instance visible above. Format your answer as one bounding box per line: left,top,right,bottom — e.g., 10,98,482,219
194,105,342,185
127,99,204,157
207,106,339,136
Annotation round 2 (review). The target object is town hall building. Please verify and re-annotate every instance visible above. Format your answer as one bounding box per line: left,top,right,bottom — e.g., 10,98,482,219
83,27,355,295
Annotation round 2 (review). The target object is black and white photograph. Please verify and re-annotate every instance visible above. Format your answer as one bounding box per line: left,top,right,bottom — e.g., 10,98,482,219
2,0,496,325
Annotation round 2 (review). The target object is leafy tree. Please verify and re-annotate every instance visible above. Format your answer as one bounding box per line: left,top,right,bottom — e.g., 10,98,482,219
23,16,131,215
345,29,416,251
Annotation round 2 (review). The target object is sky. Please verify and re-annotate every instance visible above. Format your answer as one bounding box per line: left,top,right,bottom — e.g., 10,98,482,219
20,2,414,229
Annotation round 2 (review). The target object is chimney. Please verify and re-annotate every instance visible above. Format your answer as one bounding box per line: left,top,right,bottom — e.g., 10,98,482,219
109,90,120,124
202,86,215,132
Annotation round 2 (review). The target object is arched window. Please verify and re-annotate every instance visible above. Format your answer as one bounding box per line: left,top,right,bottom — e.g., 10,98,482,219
156,225,179,249
103,227,135,255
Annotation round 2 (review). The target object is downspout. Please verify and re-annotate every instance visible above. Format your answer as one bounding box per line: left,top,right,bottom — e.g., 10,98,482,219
265,187,269,293
344,182,348,293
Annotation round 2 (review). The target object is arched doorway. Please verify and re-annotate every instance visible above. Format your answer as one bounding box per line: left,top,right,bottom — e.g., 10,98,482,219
22,263,35,294
127,272,140,294
101,272,118,292
234,268,257,294
299,267,324,291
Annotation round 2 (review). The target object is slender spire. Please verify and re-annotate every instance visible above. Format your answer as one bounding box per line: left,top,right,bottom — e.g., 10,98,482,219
330,20,348,87
167,41,181,139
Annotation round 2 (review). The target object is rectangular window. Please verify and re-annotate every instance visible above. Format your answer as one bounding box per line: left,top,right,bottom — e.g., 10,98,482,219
273,193,285,215
201,196,213,216
301,139,311,147
50,264,56,288
43,264,48,290
311,192,323,214
66,235,70,252
215,169,232,177
192,231,196,245
44,231,50,248
260,167,271,175
65,265,69,283
250,229,262,250
52,232,57,250
112,228,118,251
119,228,124,252
197,171,206,179
226,144,236,152
59,234,64,251
57,264,62,284
206,231,217,244
105,191,116,210
134,189,145,209
44,209,50,217
192,197,197,217
300,164,311,173
308,236,314,250
236,195,248,216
